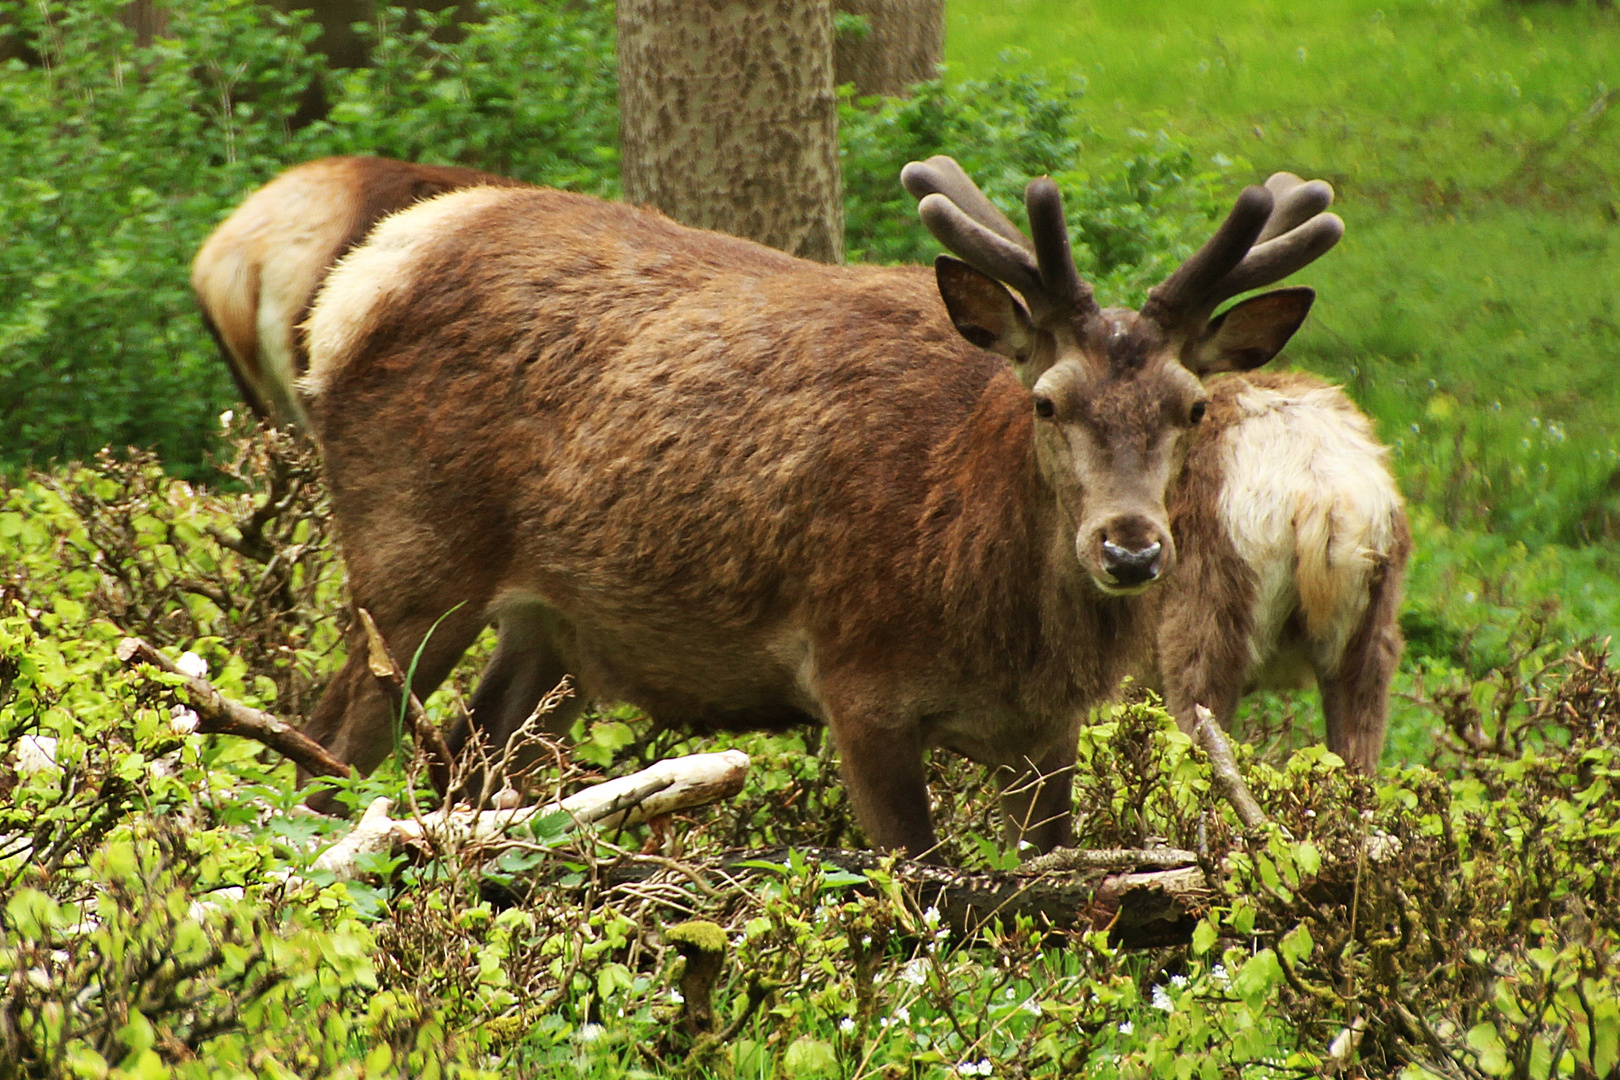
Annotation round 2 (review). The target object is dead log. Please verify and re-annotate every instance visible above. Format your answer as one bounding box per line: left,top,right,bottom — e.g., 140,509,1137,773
606,845,1216,948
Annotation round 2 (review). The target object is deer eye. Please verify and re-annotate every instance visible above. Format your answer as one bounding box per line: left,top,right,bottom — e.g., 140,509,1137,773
1189,401,1207,424
1033,395,1055,419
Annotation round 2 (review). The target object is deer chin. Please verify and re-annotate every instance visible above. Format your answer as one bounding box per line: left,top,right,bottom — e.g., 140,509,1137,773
1089,574,1162,598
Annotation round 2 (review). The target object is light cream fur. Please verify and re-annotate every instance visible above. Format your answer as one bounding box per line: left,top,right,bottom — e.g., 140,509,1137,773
301,186,515,399
1217,380,1404,680
191,159,368,426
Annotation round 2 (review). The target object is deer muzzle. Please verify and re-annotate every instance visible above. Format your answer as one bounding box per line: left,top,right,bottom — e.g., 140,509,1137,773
1083,514,1175,595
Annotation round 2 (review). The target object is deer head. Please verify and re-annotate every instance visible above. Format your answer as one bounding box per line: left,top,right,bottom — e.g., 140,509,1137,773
901,157,1342,595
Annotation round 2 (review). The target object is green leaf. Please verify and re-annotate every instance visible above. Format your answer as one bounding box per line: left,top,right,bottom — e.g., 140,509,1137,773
1466,1022,1510,1076
1191,918,1218,955
783,1036,838,1076
1279,925,1314,965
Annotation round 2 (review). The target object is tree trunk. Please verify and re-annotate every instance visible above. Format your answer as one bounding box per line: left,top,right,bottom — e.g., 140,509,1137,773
834,0,943,99
617,0,844,264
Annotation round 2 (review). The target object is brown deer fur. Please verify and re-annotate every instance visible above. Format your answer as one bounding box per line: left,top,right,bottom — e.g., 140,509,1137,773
298,174,1349,857
190,156,521,426
1146,370,1409,770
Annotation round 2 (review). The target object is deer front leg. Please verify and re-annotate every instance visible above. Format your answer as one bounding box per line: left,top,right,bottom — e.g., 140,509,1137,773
1154,580,1253,736
823,708,938,860
997,741,1076,855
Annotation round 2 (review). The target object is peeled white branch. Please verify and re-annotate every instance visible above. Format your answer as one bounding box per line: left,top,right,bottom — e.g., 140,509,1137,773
313,750,751,879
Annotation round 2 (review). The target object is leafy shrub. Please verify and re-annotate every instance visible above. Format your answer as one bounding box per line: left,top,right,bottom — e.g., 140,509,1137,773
6,452,1620,1078
0,0,616,478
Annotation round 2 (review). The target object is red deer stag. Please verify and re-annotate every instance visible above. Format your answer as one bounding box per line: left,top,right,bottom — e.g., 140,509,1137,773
296,158,1343,856
190,156,521,427
915,165,1410,769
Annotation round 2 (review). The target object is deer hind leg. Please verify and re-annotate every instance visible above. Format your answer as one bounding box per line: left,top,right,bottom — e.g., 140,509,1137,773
445,602,584,796
1315,555,1406,773
300,596,490,811
997,741,1076,856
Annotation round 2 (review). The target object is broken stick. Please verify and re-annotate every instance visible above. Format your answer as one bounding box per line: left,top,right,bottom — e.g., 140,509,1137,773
116,637,351,780
1193,703,1267,829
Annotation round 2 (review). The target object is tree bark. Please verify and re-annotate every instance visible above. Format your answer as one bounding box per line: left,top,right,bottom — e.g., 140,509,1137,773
834,0,943,99
617,0,844,264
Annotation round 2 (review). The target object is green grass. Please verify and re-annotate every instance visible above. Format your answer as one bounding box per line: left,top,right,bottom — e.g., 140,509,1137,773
946,0,1620,761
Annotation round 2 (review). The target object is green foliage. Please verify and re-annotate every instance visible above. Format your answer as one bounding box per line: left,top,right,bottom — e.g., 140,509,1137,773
0,0,616,477
0,0,319,473
5,449,1620,1077
309,1,618,190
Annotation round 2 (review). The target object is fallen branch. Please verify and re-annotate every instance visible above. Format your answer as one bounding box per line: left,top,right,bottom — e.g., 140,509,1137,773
604,845,1216,948
116,637,351,780
312,749,752,878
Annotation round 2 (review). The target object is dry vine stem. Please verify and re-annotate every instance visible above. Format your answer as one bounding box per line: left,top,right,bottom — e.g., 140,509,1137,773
356,607,455,795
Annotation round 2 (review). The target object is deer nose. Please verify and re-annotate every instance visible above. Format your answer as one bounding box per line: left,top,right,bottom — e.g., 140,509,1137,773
1100,540,1163,588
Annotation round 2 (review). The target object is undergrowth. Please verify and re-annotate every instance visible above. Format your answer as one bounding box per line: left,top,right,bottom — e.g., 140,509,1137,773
1,420,1617,1080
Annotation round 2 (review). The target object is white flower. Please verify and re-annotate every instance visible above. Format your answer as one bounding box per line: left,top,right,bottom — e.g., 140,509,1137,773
957,1060,993,1076
573,1023,605,1044
1150,985,1174,1013
219,409,235,429
1021,999,1041,1016
899,958,929,986
1210,964,1229,986
176,651,209,679
169,706,200,736
1170,974,1188,988
668,988,684,1003
922,905,941,929
839,1017,856,1034
894,1005,910,1023
1117,1020,1134,1035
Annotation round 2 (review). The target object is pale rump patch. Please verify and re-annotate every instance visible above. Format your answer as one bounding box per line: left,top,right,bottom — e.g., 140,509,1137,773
301,185,518,398
1217,379,1404,676
192,158,376,425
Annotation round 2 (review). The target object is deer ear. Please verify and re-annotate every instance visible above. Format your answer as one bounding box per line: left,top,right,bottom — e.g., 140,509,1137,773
1185,286,1315,376
934,255,1036,360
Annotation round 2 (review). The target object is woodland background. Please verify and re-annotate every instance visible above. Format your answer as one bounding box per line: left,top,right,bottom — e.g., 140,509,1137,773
0,1,1618,1077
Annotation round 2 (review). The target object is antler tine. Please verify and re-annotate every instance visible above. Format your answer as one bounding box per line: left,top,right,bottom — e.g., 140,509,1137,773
1207,211,1344,307
1024,177,1096,315
916,193,1045,301
1256,174,1334,244
902,156,1031,251
1142,185,1274,331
